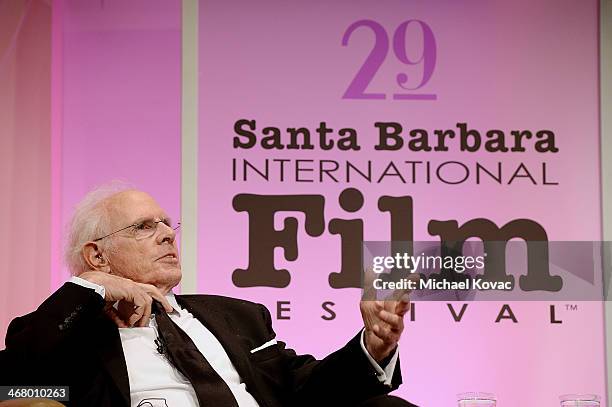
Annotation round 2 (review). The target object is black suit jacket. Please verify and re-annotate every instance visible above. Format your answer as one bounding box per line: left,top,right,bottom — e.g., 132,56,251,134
2,283,401,407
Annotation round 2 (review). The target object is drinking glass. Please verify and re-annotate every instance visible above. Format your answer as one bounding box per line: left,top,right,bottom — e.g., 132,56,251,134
560,394,600,406
457,392,496,406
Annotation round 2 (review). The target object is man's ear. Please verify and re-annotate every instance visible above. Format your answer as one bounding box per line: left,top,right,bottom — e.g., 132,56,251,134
82,242,111,272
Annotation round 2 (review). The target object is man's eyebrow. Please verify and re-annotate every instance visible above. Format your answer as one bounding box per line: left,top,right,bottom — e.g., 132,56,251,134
130,215,171,225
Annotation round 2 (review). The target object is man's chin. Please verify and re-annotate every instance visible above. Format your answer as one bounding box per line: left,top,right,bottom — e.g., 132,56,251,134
171,270,183,283
154,266,182,288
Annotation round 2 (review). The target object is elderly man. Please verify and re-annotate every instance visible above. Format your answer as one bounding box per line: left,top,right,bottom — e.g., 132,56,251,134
2,187,414,407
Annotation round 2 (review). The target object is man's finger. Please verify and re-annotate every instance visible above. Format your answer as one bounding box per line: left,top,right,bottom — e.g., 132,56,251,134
104,305,128,328
110,313,128,328
387,273,419,301
378,309,403,329
388,288,409,302
362,267,378,301
136,294,153,327
372,324,399,345
128,292,147,326
149,290,174,313
137,283,174,313
395,294,411,317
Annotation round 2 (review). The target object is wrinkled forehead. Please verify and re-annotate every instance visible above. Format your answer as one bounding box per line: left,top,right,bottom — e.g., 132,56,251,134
105,190,168,227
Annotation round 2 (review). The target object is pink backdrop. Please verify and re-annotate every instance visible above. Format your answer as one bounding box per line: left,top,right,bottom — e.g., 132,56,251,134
198,0,606,405
53,0,182,286
0,0,52,344
0,0,182,343
1,0,183,346
1,1,607,406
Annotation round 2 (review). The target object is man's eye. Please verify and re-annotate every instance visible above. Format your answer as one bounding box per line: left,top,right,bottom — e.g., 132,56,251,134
135,222,153,230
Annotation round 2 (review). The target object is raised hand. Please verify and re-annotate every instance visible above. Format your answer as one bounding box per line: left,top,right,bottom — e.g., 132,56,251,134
360,293,410,362
359,266,415,362
79,271,174,327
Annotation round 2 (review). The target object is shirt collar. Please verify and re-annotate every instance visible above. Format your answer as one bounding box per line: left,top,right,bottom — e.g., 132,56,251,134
165,292,183,316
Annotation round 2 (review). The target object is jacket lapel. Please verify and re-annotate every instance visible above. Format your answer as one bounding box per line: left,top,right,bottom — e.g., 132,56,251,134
176,295,271,407
93,315,131,407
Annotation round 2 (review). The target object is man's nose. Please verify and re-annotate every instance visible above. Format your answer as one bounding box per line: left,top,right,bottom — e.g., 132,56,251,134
156,222,176,244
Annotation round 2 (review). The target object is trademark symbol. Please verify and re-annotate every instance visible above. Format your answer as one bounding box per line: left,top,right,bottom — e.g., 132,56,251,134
565,304,578,311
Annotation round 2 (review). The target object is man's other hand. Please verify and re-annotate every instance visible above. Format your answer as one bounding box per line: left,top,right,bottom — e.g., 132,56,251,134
79,271,174,327
360,293,410,363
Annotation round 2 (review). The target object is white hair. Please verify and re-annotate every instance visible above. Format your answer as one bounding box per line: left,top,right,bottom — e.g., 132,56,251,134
65,181,134,275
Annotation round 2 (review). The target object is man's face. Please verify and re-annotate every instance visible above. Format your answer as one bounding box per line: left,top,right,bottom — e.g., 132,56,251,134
103,190,181,293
